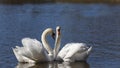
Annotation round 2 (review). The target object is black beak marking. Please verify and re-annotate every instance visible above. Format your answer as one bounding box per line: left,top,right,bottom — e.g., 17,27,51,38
52,33,55,40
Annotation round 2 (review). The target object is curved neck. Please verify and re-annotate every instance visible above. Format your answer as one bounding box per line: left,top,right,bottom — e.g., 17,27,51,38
41,28,53,55
53,30,61,59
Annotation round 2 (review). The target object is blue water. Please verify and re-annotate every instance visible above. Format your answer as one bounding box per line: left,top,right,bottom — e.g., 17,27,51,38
0,3,120,68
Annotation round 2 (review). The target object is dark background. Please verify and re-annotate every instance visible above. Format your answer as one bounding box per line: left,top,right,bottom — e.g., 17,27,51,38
0,0,120,4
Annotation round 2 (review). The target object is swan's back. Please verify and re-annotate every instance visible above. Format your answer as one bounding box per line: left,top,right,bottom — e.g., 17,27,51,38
57,43,92,62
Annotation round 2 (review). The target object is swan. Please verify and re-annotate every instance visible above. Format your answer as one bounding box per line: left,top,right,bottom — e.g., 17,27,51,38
12,28,55,63
54,26,92,62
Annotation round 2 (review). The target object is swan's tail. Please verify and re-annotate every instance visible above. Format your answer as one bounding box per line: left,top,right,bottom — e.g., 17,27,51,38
12,47,24,62
87,46,92,55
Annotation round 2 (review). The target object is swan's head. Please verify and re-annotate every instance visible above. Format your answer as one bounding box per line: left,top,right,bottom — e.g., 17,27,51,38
43,28,55,40
48,28,55,40
56,26,61,35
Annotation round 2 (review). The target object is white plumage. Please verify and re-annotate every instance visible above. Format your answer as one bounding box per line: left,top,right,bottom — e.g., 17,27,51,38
12,28,55,63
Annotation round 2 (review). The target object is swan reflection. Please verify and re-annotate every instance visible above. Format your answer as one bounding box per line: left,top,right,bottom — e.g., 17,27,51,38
16,62,89,68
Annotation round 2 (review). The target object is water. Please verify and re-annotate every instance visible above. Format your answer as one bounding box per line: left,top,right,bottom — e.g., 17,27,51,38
0,3,120,68
15,62,89,68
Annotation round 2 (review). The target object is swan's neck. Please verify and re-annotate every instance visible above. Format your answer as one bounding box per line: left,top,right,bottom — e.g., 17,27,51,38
53,30,61,59
41,28,53,55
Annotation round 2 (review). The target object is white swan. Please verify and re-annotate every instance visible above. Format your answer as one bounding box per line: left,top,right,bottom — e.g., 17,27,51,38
12,28,55,63
54,26,92,62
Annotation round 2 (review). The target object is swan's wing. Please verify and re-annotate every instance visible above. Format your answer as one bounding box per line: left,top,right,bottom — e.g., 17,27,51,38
16,45,33,58
57,43,73,60
12,46,35,63
59,43,90,62
12,47,25,62
62,43,81,62
73,46,93,61
22,38,43,52
21,38,47,61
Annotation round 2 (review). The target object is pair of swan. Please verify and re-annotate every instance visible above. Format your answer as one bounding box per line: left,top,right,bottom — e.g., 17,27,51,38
12,26,92,63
